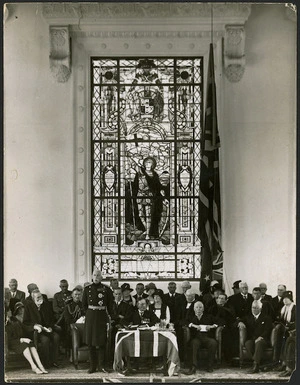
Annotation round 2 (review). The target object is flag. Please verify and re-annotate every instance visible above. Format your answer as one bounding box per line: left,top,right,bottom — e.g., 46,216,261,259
198,43,223,295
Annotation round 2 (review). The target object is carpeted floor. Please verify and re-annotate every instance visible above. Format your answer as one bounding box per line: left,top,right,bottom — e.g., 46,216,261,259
5,359,290,383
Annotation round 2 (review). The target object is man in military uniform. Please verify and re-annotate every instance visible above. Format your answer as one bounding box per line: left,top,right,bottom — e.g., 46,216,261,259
82,269,114,374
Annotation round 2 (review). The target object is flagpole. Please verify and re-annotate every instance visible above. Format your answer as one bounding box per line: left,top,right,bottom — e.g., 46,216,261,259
211,3,213,45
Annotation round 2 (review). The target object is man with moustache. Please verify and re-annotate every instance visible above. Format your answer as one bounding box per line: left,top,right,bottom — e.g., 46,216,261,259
82,269,114,374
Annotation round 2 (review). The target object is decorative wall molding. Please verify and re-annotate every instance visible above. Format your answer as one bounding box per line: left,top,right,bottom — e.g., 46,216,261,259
223,25,246,82
72,30,224,39
42,2,251,21
49,26,71,83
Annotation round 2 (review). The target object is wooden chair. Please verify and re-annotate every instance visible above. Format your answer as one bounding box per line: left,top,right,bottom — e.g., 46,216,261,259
70,320,112,369
182,325,224,368
239,325,279,368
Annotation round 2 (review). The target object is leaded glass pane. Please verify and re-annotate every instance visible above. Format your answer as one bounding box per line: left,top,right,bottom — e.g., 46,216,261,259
91,57,203,280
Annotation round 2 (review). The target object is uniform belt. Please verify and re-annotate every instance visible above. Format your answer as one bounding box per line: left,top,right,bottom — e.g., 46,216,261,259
88,305,106,310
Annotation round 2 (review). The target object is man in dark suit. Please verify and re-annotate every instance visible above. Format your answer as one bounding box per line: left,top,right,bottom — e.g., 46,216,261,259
182,301,220,374
162,281,180,323
259,283,273,302
238,300,273,373
5,278,26,313
111,288,133,328
132,283,148,303
174,289,198,362
208,293,236,362
23,289,60,369
131,298,159,326
174,281,191,310
252,287,275,320
227,281,253,321
271,284,286,320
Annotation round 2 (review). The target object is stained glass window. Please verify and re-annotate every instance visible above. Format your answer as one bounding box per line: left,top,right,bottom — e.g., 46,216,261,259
91,57,203,280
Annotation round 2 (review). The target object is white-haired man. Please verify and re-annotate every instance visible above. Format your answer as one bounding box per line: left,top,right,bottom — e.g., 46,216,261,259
227,281,253,321
238,300,273,373
182,301,219,374
82,269,114,374
23,290,60,369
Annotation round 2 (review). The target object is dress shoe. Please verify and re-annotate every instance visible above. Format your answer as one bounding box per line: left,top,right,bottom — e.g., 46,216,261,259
98,367,108,373
182,366,196,375
52,362,60,368
279,370,292,377
247,363,259,374
206,367,214,373
275,364,286,372
87,368,97,374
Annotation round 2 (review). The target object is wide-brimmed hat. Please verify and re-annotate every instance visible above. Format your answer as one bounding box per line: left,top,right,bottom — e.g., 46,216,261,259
282,290,293,301
121,283,133,292
145,282,157,291
232,280,242,290
13,301,24,316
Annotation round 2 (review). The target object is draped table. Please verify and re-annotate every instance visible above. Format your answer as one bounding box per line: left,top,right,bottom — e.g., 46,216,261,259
113,328,180,376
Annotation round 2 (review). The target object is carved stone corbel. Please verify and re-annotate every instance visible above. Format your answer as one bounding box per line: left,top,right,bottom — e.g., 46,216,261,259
49,26,71,83
223,25,246,83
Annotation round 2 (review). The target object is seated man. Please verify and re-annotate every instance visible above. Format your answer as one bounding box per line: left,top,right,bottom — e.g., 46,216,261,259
182,301,219,374
53,279,72,323
131,298,160,326
63,288,85,326
174,289,198,362
208,292,236,362
63,287,85,359
25,283,48,303
238,300,273,373
23,289,60,369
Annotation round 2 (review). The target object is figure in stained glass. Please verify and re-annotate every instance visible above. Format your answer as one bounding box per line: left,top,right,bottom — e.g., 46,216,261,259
125,156,170,242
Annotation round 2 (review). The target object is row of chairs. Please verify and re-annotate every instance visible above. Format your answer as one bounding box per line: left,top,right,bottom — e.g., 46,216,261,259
70,323,279,370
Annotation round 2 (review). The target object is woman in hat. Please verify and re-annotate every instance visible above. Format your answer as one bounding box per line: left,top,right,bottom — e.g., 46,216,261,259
121,283,136,307
5,302,48,374
145,282,157,306
149,289,170,325
277,291,296,376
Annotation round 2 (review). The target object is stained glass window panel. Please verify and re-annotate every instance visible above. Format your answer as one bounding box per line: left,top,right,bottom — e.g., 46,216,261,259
91,57,203,280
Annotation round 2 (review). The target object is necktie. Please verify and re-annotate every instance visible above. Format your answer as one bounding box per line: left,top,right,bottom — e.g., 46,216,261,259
11,292,15,298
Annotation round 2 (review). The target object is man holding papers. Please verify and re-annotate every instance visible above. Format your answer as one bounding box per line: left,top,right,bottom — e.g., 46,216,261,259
182,301,219,375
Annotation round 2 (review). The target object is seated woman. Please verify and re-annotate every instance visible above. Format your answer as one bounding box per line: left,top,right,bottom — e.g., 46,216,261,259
277,291,296,376
6,302,48,374
145,282,157,306
149,289,170,325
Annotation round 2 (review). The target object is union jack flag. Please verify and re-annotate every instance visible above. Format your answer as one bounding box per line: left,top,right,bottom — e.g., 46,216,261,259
198,44,223,294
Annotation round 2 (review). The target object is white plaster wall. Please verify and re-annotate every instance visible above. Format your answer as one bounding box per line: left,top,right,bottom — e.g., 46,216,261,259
4,4,75,296
4,4,296,299
222,4,296,297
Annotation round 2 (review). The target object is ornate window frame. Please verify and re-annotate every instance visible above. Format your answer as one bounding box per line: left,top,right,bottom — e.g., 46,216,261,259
42,2,251,284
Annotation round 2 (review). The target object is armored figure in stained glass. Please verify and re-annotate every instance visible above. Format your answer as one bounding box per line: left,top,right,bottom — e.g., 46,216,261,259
125,156,170,243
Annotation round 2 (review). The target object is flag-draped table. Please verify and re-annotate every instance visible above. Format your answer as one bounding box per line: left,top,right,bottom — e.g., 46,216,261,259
113,329,180,376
